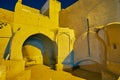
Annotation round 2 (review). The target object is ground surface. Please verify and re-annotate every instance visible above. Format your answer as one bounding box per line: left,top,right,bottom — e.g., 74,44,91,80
27,65,84,80
67,68,101,80
26,65,101,80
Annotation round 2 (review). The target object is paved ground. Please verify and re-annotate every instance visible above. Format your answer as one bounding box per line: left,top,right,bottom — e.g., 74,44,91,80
66,68,101,80
27,65,86,80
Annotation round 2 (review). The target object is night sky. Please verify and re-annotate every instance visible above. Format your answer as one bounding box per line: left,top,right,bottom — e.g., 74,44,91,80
0,0,77,11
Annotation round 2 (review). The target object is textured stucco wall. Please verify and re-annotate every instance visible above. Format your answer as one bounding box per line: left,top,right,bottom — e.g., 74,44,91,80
0,8,14,23
60,0,120,37
88,0,120,28
60,0,120,73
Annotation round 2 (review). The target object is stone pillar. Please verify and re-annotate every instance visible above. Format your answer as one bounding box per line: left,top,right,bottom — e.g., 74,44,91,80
55,28,75,71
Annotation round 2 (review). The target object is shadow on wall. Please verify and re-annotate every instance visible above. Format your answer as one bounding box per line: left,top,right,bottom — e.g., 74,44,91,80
22,33,56,68
72,22,120,80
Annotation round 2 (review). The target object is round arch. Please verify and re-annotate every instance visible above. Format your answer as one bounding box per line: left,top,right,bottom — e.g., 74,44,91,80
10,28,55,61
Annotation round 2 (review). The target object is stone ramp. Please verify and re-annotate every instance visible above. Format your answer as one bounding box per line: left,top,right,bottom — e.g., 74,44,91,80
27,65,85,80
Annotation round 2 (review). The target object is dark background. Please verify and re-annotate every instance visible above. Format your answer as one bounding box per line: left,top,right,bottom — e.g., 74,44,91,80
0,0,77,11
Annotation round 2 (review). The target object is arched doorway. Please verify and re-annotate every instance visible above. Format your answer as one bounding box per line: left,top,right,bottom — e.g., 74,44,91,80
22,34,57,68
